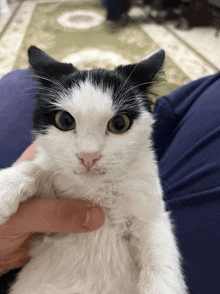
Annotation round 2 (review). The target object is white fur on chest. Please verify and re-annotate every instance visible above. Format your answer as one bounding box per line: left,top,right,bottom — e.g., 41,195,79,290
7,147,186,294
11,178,144,294
6,145,186,294
9,144,167,294
28,224,139,294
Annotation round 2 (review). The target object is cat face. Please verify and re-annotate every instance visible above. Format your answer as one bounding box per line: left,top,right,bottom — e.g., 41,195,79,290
29,46,165,179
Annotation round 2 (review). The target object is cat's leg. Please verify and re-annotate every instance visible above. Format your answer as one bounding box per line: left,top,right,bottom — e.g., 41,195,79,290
0,161,41,225
130,212,187,294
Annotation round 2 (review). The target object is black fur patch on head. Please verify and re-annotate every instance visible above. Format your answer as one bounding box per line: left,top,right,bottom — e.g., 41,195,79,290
32,69,154,136
88,69,144,120
32,71,88,136
29,47,165,136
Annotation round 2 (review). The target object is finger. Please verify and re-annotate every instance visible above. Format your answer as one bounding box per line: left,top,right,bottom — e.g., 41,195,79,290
0,256,30,276
0,234,31,275
2,197,105,234
16,143,37,162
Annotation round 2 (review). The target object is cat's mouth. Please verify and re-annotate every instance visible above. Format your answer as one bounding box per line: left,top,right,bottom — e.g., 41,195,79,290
74,166,105,176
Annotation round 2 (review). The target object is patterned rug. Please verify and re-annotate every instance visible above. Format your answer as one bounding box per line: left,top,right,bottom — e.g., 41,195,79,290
0,0,218,98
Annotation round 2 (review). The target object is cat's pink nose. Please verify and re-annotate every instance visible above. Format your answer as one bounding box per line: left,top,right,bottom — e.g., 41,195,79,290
78,152,101,168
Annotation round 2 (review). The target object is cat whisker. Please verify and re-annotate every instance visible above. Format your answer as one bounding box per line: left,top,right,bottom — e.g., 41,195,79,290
114,63,140,102
32,163,59,184
15,86,63,101
119,81,152,102
114,97,141,110
113,84,155,113
153,98,173,112
30,73,68,94
17,85,67,106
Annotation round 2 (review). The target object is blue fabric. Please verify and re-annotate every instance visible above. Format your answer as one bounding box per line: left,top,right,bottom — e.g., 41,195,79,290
153,72,220,293
0,69,220,293
0,70,38,169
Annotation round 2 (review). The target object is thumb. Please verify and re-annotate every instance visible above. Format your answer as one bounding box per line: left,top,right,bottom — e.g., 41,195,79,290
3,197,105,234
16,143,37,162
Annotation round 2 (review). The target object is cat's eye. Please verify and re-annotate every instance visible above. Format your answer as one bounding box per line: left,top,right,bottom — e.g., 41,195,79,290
55,111,76,131
108,113,131,134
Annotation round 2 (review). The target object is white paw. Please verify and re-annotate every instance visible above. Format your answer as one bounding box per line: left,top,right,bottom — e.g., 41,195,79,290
0,168,34,225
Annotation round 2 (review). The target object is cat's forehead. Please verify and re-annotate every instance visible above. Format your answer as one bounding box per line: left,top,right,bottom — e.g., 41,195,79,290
70,80,113,114
57,69,143,120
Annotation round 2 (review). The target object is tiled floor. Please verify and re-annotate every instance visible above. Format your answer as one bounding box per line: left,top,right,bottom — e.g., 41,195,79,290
0,1,219,80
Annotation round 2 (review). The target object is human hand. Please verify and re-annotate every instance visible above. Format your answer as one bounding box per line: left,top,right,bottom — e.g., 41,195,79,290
0,144,105,276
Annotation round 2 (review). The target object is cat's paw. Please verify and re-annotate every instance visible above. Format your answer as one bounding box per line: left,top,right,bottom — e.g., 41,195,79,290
0,169,34,225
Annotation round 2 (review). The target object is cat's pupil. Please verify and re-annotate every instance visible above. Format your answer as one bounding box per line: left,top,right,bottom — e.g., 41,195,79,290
61,112,74,127
113,116,126,130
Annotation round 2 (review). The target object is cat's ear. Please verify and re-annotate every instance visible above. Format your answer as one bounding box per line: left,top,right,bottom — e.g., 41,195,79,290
115,49,165,91
28,46,77,78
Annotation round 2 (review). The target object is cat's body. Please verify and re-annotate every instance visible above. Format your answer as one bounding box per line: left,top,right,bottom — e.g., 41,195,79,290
0,47,187,294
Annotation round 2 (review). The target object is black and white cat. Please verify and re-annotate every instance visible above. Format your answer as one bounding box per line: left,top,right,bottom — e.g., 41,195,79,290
0,46,187,294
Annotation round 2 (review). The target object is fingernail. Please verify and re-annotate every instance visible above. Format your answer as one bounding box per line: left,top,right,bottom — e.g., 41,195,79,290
84,207,105,230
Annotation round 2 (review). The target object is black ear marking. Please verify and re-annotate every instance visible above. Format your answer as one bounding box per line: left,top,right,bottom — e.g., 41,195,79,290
139,49,165,81
115,49,165,91
28,46,77,78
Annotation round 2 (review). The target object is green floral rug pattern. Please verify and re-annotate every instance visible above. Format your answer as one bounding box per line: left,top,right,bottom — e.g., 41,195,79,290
12,1,191,98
